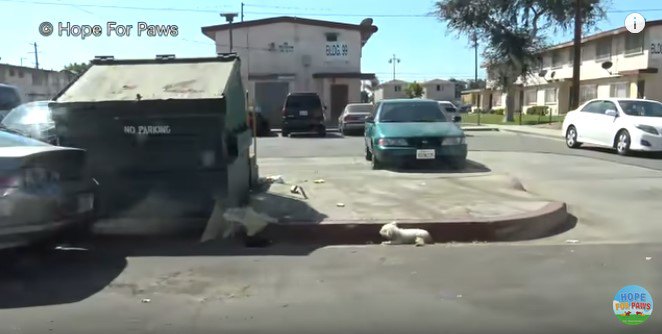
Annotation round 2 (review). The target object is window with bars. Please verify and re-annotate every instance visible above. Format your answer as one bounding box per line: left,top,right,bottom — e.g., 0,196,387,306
579,85,597,103
545,88,558,104
394,85,401,92
625,34,644,55
552,51,563,68
595,38,612,60
525,89,538,105
610,82,629,98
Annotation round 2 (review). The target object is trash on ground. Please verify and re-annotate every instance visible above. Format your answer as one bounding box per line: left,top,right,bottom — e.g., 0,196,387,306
456,294,463,299
141,298,151,303
289,185,308,199
265,175,285,184
313,179,325,184
646,257,652,261
223,206,278,237
565,239,580,244
336,202,345,207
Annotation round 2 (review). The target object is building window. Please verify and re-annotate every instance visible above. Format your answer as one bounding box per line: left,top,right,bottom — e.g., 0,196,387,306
394,85,401,92
525,89,538,105
595,38,612,60
579,85,597,103
9,68,15,76
492,92,502,106
436,84,441,91
610,82,629,98
568,48,581,65
625,34,644,55
325,32,338,42
545,88,558,104
551,51,562,68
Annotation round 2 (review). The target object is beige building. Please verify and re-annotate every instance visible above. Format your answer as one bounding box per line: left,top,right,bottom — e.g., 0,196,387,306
421,79,456,101
0,64,76,102
201,16,378,127
467,20,662,115
373,79,409,100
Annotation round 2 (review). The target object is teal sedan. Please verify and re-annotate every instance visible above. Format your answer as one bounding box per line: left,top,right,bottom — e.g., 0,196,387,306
364,99,467,170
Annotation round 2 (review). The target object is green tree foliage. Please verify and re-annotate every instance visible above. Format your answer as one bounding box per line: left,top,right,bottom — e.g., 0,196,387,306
405,82,424,98
434,0,608,121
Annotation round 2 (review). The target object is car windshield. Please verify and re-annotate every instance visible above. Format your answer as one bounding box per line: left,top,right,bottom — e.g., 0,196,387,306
286,95,322,109
618,100,662,117
1,101,52,125
346,104,373,114
378,102,447,122
0,129,49,147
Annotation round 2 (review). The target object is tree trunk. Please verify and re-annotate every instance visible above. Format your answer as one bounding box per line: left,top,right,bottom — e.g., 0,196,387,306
503,84,516,122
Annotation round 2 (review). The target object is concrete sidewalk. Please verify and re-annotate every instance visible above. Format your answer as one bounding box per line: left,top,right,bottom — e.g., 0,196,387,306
462,124,564,139
252,157,569,244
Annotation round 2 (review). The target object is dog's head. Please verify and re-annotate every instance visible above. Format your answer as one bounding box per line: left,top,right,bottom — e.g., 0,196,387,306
379,222,399,239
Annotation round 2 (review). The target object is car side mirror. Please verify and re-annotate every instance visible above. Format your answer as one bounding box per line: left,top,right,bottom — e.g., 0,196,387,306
365,116,374,123
453,115,462,123
605,109,618,117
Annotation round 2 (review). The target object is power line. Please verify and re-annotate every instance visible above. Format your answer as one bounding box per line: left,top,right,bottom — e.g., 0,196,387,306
2,0,661,16
242,3,332,11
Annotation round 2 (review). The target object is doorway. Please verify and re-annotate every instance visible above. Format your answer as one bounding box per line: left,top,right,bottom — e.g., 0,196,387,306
637,80,646,98
330,84,348,126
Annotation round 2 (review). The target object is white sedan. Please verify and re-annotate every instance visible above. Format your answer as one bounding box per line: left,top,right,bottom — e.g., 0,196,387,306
562,98,662,155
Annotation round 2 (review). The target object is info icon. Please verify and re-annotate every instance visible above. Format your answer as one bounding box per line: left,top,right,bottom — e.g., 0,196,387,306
625,13,645,33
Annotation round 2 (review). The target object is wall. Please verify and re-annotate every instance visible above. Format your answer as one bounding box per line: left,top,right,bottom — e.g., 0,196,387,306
0,65,74,102
422,83,455,101
374,84,408,100
214,22,363,99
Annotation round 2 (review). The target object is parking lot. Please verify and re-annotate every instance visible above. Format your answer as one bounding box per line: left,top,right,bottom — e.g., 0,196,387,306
1,129,661,333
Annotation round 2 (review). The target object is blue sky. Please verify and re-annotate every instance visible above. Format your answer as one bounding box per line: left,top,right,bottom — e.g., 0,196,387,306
1,0,662,82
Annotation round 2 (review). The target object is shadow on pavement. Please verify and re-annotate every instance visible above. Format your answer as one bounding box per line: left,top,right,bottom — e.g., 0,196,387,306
288,133,344,139
388,159,492,174
0,247,127,309
580,146,662,159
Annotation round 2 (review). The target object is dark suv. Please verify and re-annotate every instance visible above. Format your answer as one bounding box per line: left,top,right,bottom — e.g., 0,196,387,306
281,92,326,137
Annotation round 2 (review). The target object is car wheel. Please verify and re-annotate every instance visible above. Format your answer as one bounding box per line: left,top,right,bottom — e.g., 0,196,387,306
365,146,372,161
340,126,347,135
371,151,383,170
281,130,289,137
449,158,467,170
565,126,581,148
318,127,326,137
615,130,631,156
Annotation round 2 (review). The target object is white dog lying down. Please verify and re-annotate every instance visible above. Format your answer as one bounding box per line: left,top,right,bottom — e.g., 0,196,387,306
379,222,433,245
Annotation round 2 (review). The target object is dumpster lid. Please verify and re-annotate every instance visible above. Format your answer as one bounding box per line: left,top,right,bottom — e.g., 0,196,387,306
55,56,239,102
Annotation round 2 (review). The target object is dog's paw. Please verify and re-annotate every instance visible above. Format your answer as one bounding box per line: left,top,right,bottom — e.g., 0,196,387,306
414,237,426,247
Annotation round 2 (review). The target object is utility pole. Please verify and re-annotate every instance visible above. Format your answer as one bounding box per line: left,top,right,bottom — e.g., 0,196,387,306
31,42,40,69
570,0,582,111
473,33,481,125
388,54,400,80
241,2,244,22
220,13,238,53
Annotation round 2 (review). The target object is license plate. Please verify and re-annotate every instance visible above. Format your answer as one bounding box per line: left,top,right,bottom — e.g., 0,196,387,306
416,149,435,159
299,110,308,116
77,193,94,213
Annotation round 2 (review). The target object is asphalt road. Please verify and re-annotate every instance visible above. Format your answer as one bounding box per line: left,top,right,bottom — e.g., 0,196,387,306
1,130,661,334
257,130,662,171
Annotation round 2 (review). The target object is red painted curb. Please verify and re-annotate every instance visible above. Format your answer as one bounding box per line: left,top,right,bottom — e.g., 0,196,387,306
262,202,569,245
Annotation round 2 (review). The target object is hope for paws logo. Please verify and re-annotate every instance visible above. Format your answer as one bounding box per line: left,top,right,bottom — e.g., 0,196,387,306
613,285,653,326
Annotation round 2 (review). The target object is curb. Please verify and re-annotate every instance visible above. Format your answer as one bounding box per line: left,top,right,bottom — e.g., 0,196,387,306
262,202,569,245
461,126,500,132
496,128,563,139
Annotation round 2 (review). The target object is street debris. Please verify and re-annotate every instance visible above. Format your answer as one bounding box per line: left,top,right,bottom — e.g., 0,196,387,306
565,239,580,244
265,175,285,184
141,298,151,303
456,294,463,299
336,202,345,207
646,257,652,261
313,179,326,184
289,185,308,199
221,207,278,237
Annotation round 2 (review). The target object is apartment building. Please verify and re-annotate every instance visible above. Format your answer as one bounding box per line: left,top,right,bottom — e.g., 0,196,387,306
0,64,76,102
467,20,662,115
